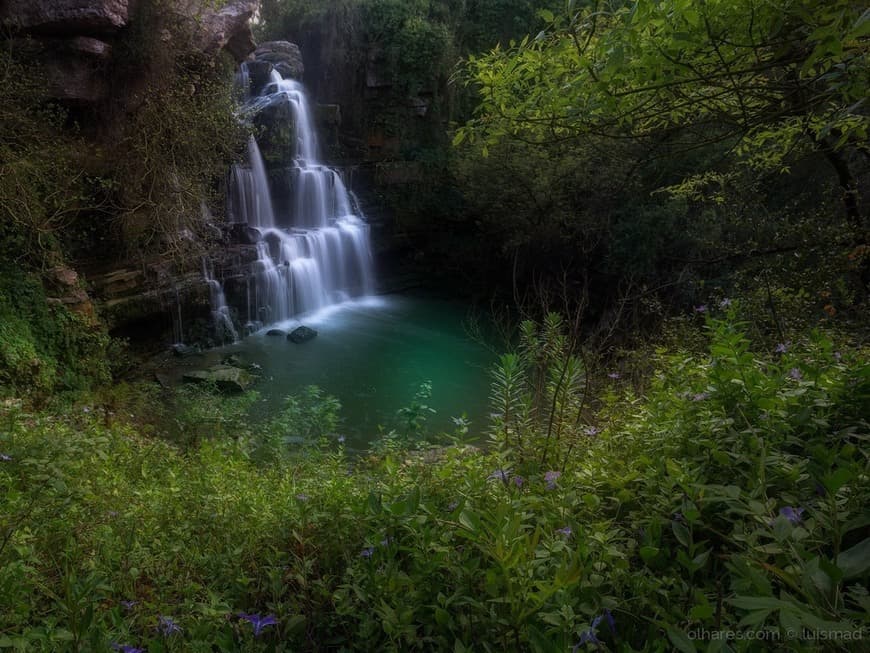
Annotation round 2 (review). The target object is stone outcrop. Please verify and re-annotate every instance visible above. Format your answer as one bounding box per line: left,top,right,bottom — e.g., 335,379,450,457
13,36,114,103
194,0,258,63
0,0,132,35
254,41,304,80
2,0,259,103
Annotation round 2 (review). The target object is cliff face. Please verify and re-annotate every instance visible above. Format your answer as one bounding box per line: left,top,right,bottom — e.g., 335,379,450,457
1,0,257,104
1,1,260,352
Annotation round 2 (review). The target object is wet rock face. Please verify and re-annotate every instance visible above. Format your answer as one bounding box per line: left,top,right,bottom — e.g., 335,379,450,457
0,0,132,35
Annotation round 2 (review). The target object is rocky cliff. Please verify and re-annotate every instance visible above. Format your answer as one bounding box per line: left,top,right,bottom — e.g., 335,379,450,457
1,0,260,351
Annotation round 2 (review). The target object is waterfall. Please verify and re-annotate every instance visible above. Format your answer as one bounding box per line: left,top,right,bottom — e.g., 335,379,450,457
225,67,375,328
203,259,238,344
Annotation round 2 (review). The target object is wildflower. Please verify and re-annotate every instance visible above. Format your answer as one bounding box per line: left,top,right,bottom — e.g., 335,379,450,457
779,506,805,525
607,372,621,379
238,613,278,637
544,470,561,490
295,493,309,502
0,453,11,462
573,630,600,649
337,435,346,444
360,546,375,558
488,469,511,483
120,600,137,610
573,609,616,650
788,367,803,381
583,426,600,437
112,644,145,653
83,406,91,413
833,351,842,362
107,511,119,518
157,616,182,636
513,475,524,488
691,392,709,402
380,536,393,547
719,298,732,308
694,304,707,313
446,501,459,512
556,526,573,538
672,512,685,523
775,342,788,354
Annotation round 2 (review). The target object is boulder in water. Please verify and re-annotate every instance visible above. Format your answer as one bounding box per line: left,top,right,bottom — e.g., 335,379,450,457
287,326,317,344
266,328,286,337
182,365,253,393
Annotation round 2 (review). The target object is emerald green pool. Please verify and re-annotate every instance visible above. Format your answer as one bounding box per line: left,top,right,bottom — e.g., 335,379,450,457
217,295,496,448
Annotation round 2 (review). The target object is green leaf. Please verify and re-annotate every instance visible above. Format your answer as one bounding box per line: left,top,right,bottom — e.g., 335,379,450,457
823,468,853,493
640,545,660,563
667,627,697,652
672,521,691,547
836,537,870,579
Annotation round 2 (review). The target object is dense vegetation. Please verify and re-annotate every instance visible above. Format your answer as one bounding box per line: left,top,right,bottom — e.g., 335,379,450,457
1,0,869,651
1,309,868,650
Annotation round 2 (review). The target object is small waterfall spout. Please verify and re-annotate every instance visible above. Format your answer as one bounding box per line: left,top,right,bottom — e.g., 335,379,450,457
203,259,238,344
227,66,375,327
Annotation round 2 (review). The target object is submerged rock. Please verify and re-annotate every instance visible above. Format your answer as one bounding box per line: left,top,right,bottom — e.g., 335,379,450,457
287,326,317,344
182,365,253,392
266,328,286,337
172,343,201,357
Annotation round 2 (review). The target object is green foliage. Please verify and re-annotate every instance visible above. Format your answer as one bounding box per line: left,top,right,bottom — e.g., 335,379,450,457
109,0,248,260
489,313,587,473
6,310,863,649
0,269,111,398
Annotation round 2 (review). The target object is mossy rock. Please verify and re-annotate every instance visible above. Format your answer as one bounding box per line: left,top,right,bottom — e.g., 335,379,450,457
182,365,254,393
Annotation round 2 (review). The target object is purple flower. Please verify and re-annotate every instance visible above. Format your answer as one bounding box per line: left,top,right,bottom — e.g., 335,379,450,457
583,426,600,437
446,501,459,512
0,453,11,462
573,630,600,649
380,537,393,547
607,372,621,379
544,470,561,490
360,546,375,558
513,475,524,488
779,506,805,525
488,469,511,483
157,616,182,636
788,367,803,381
833,351,842,362
556,526,573,537
112,645,145,653
694,304,707,313
691,392,709,402
238,613,278,637
574,609,616,649
295,493,309,502
719,298,732,308
120,600,137,610
775,342,789,354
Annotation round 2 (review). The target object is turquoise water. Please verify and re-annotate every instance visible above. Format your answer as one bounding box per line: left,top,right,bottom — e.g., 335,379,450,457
217,295,496,448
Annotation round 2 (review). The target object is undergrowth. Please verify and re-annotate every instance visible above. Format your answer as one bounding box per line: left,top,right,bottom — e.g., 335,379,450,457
0,308,867,651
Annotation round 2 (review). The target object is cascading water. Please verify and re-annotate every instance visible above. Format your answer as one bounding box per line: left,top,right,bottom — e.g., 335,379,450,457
226,64,375,329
